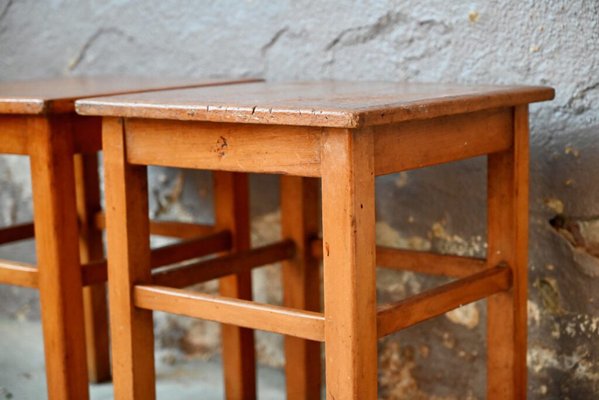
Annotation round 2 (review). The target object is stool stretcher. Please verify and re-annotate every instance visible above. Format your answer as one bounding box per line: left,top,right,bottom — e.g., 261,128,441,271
377,265,512,337
134,284,325,342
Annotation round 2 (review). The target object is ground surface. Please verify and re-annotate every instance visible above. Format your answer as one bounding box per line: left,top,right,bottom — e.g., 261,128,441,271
0,318,285,400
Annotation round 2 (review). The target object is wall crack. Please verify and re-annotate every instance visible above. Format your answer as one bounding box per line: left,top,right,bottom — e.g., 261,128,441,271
68,27,135,70
325,11,406,51
261,27,288,56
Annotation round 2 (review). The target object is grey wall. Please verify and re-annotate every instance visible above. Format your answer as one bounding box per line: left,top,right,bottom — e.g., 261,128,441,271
1,0,598,398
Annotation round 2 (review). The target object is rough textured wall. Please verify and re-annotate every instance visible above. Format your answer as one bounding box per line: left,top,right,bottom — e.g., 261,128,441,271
1,0,598,398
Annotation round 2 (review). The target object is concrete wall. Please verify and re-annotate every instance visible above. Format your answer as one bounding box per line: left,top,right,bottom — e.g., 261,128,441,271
1,0,598,398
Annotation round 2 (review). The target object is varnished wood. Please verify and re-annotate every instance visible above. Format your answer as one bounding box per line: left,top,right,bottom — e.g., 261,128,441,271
94,211,215,238
0,259,38,288
82,230,232,286
145,220,215,238
148,230,231,267
487,106,529,399
0,76,260,114
377,265,512,338
0,222,35,244
74,152,111,383
311,239,487,278
321,128,377,400
72,116,103,154
281,176,322,400
153,240,294,289
213,171,256,400
76,81,554,127
0,114,29,154
29,115,89,400
134,285,325,342
87,82,552,399
0,77,262,399
125,119,322,177
373,108,512,175
103,117,156,400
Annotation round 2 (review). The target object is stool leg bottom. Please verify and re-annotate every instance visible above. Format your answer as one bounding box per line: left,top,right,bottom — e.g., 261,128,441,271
281,176,321,400
214,171,257,400
321,128,377,400
487,105,529,399
74,153,111,383
29,115,90,400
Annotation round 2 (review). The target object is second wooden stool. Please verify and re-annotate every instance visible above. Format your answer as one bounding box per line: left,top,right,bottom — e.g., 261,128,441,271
0,76,257,400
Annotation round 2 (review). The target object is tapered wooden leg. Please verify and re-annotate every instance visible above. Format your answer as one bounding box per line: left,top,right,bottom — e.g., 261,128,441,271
74,152,111,383
29,115,89,400
213,171,256,400
103,117,155,400
487,105,529,399
281,176,321,399
321,128,377,400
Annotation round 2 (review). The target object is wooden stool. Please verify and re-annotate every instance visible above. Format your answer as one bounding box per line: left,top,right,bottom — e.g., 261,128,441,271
0,76,258,400
77,81,554,400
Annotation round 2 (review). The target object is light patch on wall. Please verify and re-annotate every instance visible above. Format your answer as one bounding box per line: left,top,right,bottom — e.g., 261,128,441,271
430,222,486,257
545,197,565,214
565,145,580,158
528,344,599,382
394,171,409,188
376,221,430,251
468,10,480,23
528,300,541,327
445,303,480,329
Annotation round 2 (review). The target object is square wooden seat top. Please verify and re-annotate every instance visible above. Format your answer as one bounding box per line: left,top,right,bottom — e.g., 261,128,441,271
0,75,259,115
75,81,554,127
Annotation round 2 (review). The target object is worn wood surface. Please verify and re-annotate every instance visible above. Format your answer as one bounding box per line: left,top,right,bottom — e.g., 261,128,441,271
29,115,89,400
103,117,156,400
124,119,322,176
0,76,260,114
281,176,322,400
321,128,378,399
76,81,554,127
487,106,530,399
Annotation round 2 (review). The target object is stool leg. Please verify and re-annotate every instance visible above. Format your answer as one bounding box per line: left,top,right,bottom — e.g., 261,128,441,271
29,115,89,400
281,176,321,400
213,171,256,400
487,105,529,399
103,118,155,399
321,128,377,400
74,152,111,383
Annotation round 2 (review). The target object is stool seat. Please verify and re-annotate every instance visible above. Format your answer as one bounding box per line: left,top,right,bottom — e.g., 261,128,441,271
76,80,553,127
0,75,258,114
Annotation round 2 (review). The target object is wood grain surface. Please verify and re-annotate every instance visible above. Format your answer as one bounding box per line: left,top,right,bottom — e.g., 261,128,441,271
76,81,554,127
0,76,259,114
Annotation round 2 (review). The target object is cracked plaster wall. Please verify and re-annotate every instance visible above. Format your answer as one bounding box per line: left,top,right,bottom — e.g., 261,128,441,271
1,0,598,398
